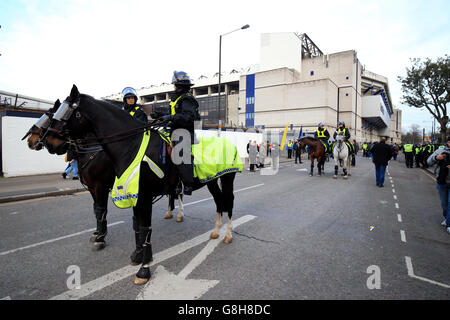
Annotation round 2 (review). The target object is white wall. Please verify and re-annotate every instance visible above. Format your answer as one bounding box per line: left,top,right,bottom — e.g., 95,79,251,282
2,116,66,177
1,116,262,177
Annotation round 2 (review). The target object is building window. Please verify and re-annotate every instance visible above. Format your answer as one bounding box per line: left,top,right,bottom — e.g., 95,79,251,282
310,71,314,76
346,76,349,80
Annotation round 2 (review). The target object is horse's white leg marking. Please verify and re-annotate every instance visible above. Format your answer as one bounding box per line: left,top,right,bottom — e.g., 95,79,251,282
176,195,184,222
224,216,233,243
164,200,173,219
210,212,222,239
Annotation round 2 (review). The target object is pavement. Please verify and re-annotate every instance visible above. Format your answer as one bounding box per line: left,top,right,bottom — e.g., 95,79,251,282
0,156,296,204
0,172,87,204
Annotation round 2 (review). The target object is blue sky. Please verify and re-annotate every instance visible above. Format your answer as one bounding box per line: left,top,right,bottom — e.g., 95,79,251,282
1,0,449,134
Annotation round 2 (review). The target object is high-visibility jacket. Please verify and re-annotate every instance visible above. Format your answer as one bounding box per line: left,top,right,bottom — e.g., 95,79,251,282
403,144,413,152
316,129,326,138
363,144,368,150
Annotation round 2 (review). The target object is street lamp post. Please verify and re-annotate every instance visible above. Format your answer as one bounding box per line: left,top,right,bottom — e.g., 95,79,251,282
218,24,249,133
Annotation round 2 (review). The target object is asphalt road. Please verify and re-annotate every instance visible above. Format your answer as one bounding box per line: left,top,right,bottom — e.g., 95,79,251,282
0,155,449,300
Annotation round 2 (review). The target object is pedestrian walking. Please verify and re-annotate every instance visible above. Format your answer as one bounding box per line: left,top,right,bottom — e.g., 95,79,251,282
293,140,302,164
259,141,267,168
403,143,414,168
62,149,79,180
249,141,258,172
371,138,393,187
427,136,450,235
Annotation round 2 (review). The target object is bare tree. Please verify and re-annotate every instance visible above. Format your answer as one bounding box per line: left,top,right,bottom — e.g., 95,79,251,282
398,55,450,141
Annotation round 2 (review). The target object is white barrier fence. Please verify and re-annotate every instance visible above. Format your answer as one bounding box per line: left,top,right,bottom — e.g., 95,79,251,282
1,116,264,177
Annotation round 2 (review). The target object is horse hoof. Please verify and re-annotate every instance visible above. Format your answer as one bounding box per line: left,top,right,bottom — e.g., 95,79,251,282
309,174,313,177
134,267,151,285
164,212,173,219
89,233,98,243
176,216,184,223
223,236,232,243
210,232,219,239
92,241,106,251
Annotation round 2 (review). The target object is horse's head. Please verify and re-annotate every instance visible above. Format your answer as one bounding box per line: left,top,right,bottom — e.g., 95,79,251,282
22,99,61,150
44,85,92,155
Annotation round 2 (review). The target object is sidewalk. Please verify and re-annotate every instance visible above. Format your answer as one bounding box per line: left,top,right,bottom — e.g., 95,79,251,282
0,172,87,204
0,156,296,204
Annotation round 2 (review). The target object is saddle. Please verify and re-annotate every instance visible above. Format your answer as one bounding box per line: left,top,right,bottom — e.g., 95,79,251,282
332,141,354,155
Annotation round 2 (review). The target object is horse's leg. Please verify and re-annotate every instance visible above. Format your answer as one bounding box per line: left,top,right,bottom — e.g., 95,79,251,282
163,193,174,219
309,156,314,176
343,156,349,179
130,208,143,265
347,156,352,176
88,185,109,250
176,193,184,223
318,155,322,176
333,152,338,179
207,179,223,239
134,195,154,285
220,173,235,243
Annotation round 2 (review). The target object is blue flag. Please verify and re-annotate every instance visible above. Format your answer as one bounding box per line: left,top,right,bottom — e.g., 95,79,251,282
298,126,303,139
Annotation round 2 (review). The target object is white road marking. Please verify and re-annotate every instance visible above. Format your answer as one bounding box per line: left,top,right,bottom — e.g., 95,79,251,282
400,230,406,243
50,215,257,300
392,189,396,193
297,169,308,172
175,183,264,209
0,221,125,256
393,195,397,200
397,214,402,223
0,296,11,300
405,256,450,289
9,211,19,215
395,203,399,209
137,238,222,300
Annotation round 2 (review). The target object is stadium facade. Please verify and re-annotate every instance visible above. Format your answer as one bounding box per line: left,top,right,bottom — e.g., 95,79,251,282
104,32,402,144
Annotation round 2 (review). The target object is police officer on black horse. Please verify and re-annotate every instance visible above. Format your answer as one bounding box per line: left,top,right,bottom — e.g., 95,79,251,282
122,87,148,124
156,71,201,196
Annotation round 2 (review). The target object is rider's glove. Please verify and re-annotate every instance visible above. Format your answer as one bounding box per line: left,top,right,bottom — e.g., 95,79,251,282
159,115,174,122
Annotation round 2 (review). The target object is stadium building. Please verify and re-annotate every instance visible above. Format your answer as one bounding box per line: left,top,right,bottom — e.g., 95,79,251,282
105,32,402,144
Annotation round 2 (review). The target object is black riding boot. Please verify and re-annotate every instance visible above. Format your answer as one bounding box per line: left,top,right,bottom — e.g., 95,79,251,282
130,216,143,265
177,163,194,195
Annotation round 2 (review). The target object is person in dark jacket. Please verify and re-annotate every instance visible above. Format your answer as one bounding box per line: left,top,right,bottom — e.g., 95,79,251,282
156,71,200,195
121,87,148,124
371,138,393,187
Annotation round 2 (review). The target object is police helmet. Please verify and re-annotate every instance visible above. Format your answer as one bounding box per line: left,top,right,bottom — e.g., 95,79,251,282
338,120,345,126
122,87,138,103
172,71,194,87
318,122,324,127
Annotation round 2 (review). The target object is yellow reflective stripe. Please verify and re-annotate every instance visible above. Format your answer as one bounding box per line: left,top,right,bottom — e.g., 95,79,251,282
129,106,139,117
316,129,325,138
169,96,183,116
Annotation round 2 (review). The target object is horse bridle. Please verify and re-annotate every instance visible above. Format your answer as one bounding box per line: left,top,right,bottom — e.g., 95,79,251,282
47,98,166,148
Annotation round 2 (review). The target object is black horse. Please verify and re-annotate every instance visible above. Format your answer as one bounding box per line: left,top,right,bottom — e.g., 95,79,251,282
43,85,240,285
24,99,183,264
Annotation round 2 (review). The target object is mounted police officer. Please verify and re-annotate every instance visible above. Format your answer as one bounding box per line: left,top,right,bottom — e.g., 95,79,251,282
314,122,331,154
122,87,148,124
333,121,354,154
157,71,201,196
